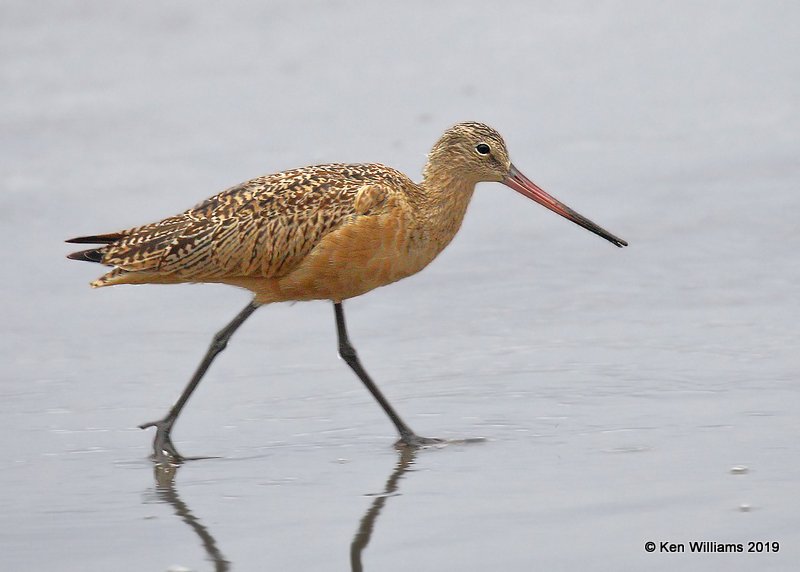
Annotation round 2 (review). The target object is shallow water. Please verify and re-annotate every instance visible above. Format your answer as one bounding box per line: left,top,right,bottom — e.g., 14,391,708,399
2,1,799,570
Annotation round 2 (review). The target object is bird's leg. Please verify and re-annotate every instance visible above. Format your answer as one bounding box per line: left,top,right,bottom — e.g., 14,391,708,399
333,302,441,448
140,301,260,463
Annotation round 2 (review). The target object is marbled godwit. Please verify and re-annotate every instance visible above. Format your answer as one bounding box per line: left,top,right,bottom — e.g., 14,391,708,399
67,122,627,461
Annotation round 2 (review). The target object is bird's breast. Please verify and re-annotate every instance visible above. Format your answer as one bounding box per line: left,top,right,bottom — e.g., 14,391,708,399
246,208,446,303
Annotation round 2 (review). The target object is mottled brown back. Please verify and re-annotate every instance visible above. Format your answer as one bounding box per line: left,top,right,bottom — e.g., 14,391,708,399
78,163,411,283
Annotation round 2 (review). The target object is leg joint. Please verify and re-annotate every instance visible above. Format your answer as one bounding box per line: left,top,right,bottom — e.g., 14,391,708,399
338,340,358,362
210,330,230,353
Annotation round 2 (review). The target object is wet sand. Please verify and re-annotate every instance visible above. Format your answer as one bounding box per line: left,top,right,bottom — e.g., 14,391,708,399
2,2,798,570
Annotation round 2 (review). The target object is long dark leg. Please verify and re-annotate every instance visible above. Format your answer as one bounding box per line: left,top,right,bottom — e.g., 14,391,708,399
140,301,260,462
333,302,440,447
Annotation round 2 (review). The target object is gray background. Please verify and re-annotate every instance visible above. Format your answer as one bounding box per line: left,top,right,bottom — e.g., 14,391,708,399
2,1,798,570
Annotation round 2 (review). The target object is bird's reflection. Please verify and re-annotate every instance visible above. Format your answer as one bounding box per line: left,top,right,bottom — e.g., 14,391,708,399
151,463,230,572
350,446,418,572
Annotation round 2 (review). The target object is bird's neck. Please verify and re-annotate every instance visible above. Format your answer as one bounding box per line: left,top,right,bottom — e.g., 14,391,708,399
414,165,477,252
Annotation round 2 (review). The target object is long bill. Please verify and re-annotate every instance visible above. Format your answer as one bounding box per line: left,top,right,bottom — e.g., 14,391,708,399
503,164,628,247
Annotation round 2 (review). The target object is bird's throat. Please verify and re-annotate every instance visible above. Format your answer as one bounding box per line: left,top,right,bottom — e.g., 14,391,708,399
415,170,477,256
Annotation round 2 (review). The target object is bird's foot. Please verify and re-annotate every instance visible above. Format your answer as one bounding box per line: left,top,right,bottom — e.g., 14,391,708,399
395,434,488,449
395,433,445,449
139,418,184,464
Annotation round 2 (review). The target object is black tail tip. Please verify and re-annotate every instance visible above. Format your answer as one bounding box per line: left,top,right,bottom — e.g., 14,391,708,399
67,248,104,263
65,232,122,245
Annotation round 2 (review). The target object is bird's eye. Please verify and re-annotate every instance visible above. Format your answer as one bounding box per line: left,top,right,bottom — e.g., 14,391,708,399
475,143,490,155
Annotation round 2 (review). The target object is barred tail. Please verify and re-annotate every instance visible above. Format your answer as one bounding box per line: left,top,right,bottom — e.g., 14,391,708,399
65,232,124,264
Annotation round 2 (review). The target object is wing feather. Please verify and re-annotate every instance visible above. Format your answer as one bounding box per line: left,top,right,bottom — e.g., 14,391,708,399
94,163,408,281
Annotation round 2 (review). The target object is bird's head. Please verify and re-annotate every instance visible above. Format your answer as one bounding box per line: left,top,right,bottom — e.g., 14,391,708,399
426,121,627,248
426,121,512,183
